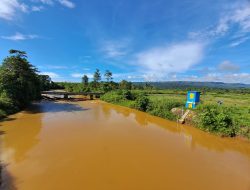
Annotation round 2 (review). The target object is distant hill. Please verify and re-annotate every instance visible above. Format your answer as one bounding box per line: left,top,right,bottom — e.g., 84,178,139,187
133,81,250,89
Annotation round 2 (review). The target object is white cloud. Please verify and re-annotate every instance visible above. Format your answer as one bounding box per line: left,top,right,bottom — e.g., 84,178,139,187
31,6,44,12
230,36,250,47
213,3,250,36
35,0,75,8
38,0,54,5
181,72,250,84
40,72,60,79
134,42,204,81
58,0,75,8
112,73,144,81
71,73,93,78
0,0,28,20
1,32,39,41
231,4,250,32
218,60,240,72
189,2,250,46
102,40,129,58
0,0,75,20
223,73,250,83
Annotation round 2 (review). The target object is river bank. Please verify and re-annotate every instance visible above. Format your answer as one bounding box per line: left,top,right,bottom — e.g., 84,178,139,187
0,100,249,189
100,91,250,139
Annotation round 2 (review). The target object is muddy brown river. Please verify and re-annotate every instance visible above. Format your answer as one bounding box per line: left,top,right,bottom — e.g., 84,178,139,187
0,100,249,190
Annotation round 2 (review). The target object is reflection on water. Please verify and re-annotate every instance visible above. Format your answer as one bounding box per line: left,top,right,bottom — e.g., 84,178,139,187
0,100,249,190
1,106,42,163
26,101,88,114
102,102,250,155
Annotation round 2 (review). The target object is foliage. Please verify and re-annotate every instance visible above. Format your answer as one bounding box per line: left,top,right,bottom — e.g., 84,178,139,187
0,91,18,118
196,104,239,137
0,50,41,108
82,75,89,86
104,70,113,82
122,90,136,100
26,63,249,139
0,109,6,119
100,89,249,138
0,91,17,111
0,49,50,119
133,94,150,111
100,91,125,103
39,75,52,91
147,99,183,120
119,80,132,90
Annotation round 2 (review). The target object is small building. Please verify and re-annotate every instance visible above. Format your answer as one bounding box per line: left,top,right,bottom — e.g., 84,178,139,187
185,91,200,109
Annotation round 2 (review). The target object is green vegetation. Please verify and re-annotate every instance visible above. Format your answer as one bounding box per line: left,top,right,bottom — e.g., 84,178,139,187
100,88,250,139
196,105,237,137
0,50,53,119
148,90,249,137
101,90,184,121
1,51,248,139
54,68,249,139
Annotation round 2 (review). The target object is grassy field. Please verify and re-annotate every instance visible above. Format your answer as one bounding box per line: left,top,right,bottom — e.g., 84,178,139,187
149,90,250,137
148,91,250,109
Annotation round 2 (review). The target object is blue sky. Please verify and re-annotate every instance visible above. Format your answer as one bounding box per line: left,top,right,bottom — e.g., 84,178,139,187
0,0,250,83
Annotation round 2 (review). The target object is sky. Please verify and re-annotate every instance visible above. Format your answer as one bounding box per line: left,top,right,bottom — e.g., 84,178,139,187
0,0,250,83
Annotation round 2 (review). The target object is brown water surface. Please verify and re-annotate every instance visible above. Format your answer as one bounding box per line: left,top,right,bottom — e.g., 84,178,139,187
0,101,249,190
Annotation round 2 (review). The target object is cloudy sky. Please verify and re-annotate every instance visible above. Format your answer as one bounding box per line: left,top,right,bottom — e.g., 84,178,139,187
0,0,250,83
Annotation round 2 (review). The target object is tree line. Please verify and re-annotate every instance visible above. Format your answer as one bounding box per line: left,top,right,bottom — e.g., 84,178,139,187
0,50,54,118
57,69,138,93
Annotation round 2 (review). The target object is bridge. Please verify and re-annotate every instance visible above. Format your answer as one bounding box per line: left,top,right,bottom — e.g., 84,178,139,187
41,91,104,100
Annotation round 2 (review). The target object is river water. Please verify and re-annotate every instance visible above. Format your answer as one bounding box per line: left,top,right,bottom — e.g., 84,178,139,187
0,100,249,190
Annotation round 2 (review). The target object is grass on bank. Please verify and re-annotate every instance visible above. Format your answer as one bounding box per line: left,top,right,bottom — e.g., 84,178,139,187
101,90,250,139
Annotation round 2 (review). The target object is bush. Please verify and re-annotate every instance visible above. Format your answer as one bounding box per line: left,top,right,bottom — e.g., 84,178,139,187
133,94,150,111
122,90,137,100
101,90,140,103
100,91,125,103
0,91,18,115
196,104,239,137
147,99,183,120
0,109,6,119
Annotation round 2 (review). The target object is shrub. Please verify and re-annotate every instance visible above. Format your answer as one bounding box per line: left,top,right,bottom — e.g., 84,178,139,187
101,90,140,103
122,90,137,100
147,99,183,120
100,91,125,103
196,104,239,137
133,94,150,111
0,91,18,115
0,109,6,119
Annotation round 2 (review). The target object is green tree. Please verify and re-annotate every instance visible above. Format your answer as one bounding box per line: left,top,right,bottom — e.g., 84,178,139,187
82,75,89,86
104,70,113,82
9,49,27,58
144,82,153,90
119,80,132,90
0,50,40,108
93,69,101,82
134,94,150,111
39,75,51,91
93,69,101,89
